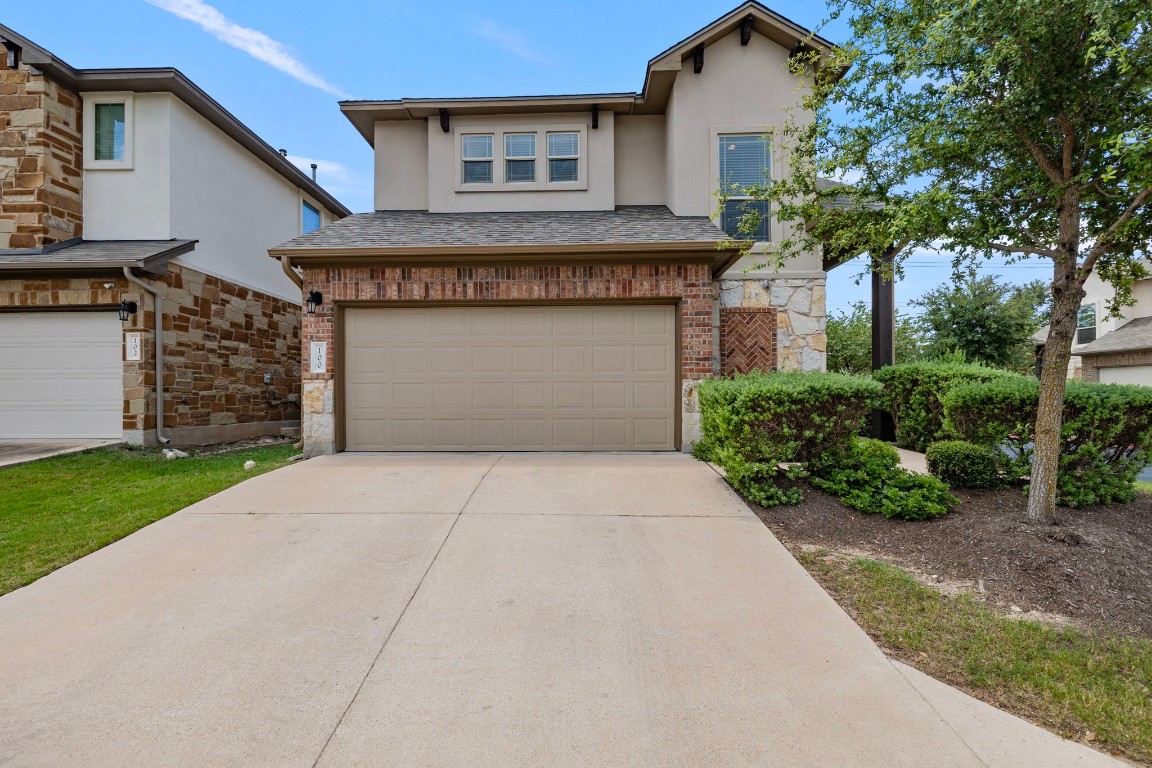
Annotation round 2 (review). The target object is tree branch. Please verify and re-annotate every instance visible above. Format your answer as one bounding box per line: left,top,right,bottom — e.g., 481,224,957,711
1081,185,1152,275
985,241,1059,259
1016,128,1065,185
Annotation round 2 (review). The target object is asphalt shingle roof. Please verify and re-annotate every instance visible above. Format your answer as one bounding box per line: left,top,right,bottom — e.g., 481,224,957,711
273,206,727,250
1075,316,1152,356
0,240,196,269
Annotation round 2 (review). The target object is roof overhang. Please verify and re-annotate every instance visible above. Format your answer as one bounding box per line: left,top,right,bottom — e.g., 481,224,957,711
339,1,840,145
0,239,197,275
272,241,742,278
0,24,351,219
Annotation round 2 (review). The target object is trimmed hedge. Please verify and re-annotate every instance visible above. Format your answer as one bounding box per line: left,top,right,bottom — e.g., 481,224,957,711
695,372,882,507
811,437,956,520
925,440,1002,488
943,378,1152,506
873,362,1021,451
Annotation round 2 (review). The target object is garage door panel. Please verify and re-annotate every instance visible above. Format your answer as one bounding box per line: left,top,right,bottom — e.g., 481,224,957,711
1099,366,1152,386
0,312,122,439
344,305,676,451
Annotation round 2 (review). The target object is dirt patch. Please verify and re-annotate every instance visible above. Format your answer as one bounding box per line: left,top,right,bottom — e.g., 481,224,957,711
753,486,1152,638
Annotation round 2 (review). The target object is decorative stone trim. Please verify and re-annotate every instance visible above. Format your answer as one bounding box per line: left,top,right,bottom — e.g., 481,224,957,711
719,277,826,372
721,307,778,375
300,263,714,455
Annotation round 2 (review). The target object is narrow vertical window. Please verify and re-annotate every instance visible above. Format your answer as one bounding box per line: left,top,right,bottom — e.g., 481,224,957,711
547,132,579,182
94,103,126,161
504,133,536,182
302,201,321,234
1076,303,1097,344
718,134,771,240
462,134,494,183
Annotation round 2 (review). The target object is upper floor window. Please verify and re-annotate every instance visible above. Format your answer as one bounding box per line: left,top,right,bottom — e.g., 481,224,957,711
719,134,771,241
1076,302,1097,344
504,133,536,182
302,200,321,234
548,132,579,182
83,93,134,170
462,134,494,184
94,103,126,161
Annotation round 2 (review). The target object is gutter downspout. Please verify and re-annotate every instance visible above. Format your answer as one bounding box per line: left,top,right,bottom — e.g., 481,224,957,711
122,267,170,445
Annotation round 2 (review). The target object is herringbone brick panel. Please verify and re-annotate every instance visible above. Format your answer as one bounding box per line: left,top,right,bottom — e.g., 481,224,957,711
721,308,777,376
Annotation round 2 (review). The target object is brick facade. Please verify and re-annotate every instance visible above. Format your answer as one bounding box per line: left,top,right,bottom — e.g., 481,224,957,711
1080,350,1152,382
0,264,301,444
720,307,778,376
299,263,714,454
0,55,83,248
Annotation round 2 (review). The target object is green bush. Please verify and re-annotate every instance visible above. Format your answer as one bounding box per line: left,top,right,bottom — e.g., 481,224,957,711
943,378,1152,506
874,362,1021,451
925,440,1002,488
811,438,956,520
695,372,882,506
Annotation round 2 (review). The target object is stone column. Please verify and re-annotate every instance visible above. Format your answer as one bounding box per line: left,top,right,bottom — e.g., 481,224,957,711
718,277,827,372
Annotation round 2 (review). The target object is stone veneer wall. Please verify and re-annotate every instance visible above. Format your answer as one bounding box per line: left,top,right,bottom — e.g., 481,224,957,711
719,277,826,371
0,55,83,248
0,264,301,445
1080,350,1152,383
299,264,715,456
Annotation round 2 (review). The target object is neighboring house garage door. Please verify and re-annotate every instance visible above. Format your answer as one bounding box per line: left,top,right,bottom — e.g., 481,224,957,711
345,305,677,451
1099,365,1152,386
0,312,123,439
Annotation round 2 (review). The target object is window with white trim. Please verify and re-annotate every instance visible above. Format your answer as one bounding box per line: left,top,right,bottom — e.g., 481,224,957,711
462,134,494,183
94,103,126,161
547,132,579,182
718,134,771,241
504,133,536,182
1077,302,1097,344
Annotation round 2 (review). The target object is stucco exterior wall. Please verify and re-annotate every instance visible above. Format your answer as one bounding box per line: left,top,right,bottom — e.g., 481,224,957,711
614,115,666,205
374,121,428,210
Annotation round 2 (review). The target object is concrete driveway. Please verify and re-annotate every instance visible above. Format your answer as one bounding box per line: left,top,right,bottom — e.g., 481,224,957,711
0,454,1121,767
0,439,122,468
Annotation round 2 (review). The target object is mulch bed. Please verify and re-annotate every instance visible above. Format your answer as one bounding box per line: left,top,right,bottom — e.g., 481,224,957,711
752,486,1152,639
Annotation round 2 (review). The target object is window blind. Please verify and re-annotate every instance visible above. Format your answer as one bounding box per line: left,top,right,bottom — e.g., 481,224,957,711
719,134,770,193
94,103,126,161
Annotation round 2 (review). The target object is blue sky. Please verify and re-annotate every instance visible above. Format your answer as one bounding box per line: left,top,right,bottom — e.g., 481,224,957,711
5,0,1052,311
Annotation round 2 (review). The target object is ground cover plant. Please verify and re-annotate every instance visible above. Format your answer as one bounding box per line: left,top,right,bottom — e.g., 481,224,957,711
0,442,297,595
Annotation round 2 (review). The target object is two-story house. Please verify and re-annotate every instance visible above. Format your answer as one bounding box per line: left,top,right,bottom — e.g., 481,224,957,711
0,25,349,446
273,2,833,456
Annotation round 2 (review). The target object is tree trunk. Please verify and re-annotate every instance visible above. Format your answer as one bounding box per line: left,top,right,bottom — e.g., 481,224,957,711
1026,193,1084,524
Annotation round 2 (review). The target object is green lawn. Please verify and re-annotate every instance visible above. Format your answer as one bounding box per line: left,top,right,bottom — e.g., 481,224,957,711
1137,480,1152,495
0,444,298,596
798,550,1152,765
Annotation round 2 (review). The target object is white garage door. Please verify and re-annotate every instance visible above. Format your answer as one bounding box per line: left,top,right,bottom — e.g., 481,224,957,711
1099,365,1152,386
0,312,123,439
345,305,677,451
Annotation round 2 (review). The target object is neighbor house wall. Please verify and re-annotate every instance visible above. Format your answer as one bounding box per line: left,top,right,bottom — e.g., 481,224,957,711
299,263,714,457
0,58,82,248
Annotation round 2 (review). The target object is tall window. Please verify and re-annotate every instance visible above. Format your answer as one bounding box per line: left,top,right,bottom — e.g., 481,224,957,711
718,134,771,240
462,134,494,183
547,132,579,182
302,201,321,234
1077,302,1097,344
504,133,536,182
94,103,126,161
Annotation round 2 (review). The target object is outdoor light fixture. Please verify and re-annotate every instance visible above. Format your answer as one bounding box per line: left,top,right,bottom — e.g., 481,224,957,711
306,290,323,314
117,300,138,322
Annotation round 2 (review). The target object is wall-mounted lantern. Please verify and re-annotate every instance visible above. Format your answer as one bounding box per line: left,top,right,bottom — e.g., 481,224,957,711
306,290,323,314
117,300,138,322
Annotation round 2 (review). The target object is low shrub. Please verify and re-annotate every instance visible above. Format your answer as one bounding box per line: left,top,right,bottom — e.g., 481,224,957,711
943,378,1152,506
874,362,1021,451
811,438,956,520
925,440,1002,489
695,371,882,507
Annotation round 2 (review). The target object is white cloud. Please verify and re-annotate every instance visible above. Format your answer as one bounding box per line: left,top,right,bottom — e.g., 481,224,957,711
144,0,349,97
470,18,553,66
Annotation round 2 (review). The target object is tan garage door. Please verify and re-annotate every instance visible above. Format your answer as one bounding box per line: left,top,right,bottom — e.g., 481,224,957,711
344,305,677,451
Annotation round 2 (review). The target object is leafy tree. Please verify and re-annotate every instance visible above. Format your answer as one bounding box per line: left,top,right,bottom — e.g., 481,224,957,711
911,277,1050,372
749,0,1152,523
827,301,924,374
